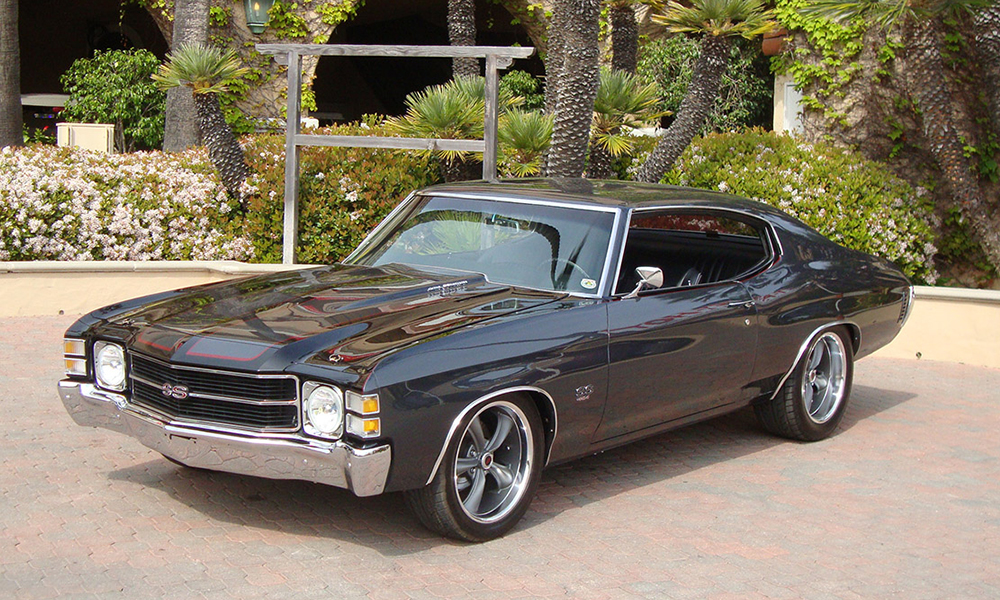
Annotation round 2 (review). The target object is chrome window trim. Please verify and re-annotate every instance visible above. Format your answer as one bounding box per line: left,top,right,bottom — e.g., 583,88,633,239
769,321,861,401
345,192,621,300
344,190,417,264
610,205,782,296
424,385,559,486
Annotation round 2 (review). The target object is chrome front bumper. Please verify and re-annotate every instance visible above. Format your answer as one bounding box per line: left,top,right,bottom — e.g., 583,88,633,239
58,380,391,497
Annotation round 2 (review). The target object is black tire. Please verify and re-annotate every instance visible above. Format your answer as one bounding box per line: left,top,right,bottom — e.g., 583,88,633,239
404,393,543,542
755,327,854,442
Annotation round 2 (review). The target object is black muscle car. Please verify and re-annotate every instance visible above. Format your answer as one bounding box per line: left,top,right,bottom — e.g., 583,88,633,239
59,179,914,541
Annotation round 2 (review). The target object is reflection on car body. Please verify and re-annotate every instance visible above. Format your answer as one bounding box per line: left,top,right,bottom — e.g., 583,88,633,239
58,179,913,541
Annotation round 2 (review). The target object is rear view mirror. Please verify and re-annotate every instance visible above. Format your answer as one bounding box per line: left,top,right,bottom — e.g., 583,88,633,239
625,266,663,299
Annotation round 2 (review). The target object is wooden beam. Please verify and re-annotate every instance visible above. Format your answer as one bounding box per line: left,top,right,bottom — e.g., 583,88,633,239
258,44,535,61
261,44,536,264
294,134,486,153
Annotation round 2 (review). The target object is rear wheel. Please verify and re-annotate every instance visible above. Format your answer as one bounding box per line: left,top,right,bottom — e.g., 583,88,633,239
405,394,543,541
755,328,854,441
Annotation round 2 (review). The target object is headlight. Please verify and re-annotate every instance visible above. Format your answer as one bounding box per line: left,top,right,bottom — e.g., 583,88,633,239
94,342,126,391
303,383,344,439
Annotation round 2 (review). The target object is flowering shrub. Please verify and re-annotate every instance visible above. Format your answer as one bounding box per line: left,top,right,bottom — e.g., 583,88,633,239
638,130,937,282
0,145,253,261
242,122,442,263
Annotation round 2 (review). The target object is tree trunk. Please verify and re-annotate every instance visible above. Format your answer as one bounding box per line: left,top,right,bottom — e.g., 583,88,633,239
449,0,479,79
586,139,614,178
193,92,249,200
974,2,1000,133
0,0,22,148
545,0,600,178
906,19,1000,270
636,35,731,183
163,0,208,152
610,3,638,74
496,0,550,57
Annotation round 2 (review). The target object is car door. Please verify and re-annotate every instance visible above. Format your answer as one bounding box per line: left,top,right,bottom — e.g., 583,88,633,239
594,209,766,441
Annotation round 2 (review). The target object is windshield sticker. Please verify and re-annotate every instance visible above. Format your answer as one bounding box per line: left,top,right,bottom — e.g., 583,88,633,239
581,278,597,290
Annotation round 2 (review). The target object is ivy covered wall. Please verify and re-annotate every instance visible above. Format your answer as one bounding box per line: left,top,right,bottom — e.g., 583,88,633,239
138,0,364,132
772,1,998,285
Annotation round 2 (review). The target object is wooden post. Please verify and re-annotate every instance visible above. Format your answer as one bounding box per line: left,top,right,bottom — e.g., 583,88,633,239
282,51,301,265
483,54,500,181
256,45,535,265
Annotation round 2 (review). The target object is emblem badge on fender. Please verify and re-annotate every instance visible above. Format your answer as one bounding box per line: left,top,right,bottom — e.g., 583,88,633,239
161,383,189,400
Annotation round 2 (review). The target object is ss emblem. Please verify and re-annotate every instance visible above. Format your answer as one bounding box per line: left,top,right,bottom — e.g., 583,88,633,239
161,383,189,400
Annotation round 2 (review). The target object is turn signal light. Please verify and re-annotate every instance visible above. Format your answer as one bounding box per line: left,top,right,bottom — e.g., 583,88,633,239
346,414,380,438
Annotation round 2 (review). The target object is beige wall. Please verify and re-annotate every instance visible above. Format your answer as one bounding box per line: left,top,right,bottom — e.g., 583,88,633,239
2,262,998,369
872,287,1000,369
0,261,305,317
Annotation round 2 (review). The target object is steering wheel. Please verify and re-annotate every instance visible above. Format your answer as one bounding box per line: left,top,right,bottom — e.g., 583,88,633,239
548,258,591,291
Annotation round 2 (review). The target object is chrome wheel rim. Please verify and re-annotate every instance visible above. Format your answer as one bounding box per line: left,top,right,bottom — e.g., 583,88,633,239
802,332,848,424
454,401,533,524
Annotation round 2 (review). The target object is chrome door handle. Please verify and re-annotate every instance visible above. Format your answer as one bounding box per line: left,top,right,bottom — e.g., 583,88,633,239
728,301,755,309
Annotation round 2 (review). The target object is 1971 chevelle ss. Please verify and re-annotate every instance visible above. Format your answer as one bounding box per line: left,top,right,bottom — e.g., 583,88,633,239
59,179,913,541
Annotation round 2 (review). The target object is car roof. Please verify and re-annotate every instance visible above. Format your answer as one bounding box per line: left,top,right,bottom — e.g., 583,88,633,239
422,178,779,214
420,178,823,240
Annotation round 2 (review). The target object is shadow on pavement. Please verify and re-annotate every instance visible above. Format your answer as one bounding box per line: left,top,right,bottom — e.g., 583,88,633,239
106,382,916,553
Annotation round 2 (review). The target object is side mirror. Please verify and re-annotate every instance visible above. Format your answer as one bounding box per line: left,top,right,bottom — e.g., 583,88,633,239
625,266,664,299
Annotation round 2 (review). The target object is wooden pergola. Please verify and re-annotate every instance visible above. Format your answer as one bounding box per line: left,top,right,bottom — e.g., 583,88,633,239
254,44,536,264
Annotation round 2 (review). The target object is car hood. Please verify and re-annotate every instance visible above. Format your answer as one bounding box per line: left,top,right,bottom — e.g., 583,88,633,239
89,263,563,373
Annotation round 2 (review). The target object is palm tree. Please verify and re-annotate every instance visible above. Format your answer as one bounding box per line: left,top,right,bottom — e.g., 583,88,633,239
800,0,1000,271
588,68,662,178
610,1,640,73
635,0,773,183
163,0,208,152
387,76,524,181
449,0,479,78
974,2,1000,132
546,0,602,177
499,108,553,176
0,0,22,148
153,44,249,199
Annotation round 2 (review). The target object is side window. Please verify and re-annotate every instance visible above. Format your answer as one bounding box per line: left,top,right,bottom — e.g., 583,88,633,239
615,210,770,294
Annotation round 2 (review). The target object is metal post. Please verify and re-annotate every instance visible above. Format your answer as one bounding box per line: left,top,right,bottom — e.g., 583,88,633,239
282,51,302,265
483,53,500,182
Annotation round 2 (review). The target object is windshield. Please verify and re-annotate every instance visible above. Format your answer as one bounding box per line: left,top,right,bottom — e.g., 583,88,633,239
348,195,616,294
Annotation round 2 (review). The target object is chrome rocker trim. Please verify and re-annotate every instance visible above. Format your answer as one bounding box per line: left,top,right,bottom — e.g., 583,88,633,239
58,380,391,497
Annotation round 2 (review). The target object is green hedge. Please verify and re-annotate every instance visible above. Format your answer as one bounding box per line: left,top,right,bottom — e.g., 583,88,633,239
241,122,443,263
647,130,937,282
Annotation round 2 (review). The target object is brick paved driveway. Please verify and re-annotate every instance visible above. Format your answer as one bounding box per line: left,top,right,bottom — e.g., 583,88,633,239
2,315,999,599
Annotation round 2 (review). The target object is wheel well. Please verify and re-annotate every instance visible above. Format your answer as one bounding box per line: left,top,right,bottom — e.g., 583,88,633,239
522,389,557,466
839,323,861,355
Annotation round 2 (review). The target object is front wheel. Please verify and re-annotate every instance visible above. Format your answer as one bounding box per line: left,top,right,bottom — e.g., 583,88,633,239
755,328,854,441
405,394,543,541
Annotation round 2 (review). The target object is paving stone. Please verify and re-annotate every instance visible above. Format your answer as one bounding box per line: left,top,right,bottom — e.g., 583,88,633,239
3,315,1000,599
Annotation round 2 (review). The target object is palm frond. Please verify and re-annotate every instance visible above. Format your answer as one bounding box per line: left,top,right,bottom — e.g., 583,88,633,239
592,68,664,136
652,0,775,38
152,43,247,95
594,131,636,156
498,109,552,177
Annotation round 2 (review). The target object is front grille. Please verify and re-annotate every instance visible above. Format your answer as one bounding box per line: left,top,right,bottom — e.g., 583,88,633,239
129,353,298,432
